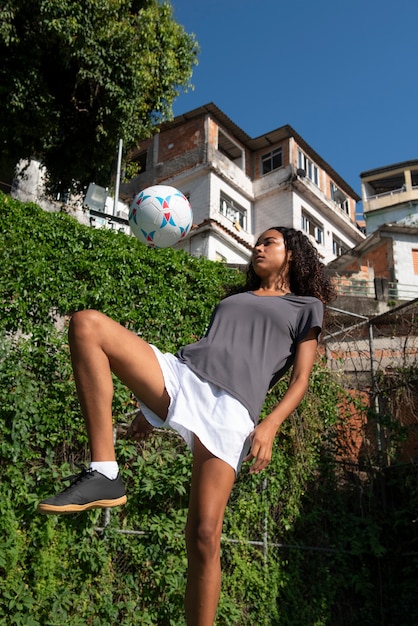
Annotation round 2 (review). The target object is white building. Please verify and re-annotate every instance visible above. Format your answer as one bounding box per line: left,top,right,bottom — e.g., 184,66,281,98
120,103,365,264
10,103,365,265
328,159,418,303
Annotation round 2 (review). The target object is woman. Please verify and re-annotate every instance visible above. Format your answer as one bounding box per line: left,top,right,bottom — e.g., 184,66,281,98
38,226,335,626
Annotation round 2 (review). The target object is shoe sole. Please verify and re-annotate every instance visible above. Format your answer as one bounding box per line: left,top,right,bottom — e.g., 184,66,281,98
37,495,127,514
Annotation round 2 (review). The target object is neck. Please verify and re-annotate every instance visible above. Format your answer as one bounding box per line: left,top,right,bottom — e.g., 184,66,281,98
259,279,291,294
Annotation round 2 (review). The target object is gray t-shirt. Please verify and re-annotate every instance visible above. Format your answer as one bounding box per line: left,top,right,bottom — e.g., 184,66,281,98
176,291,324,423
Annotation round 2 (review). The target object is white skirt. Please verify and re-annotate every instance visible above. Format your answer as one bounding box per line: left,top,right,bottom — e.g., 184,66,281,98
139,345,254,473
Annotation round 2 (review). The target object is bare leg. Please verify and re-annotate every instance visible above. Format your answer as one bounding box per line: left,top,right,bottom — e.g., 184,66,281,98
68,309,170,461
185,437,236,626
69,309,235,624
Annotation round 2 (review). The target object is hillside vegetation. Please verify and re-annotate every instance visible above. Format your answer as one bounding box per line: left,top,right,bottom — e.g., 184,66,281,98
0,192,416,625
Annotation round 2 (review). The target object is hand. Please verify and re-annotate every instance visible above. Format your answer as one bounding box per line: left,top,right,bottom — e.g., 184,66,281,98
126,410,154,442
243,421,277,474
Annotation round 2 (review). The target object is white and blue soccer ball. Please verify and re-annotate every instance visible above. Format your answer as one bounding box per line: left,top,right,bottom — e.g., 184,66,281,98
129,185,193,248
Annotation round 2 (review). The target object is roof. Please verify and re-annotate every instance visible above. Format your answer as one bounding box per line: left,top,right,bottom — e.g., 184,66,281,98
160,103,361,201
328,222,418,270
360,158,418,179
190,218,254,252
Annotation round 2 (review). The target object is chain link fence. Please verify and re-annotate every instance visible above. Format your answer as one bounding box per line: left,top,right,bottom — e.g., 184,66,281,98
92,299,418,623
322,298,418,467
101,298,418,538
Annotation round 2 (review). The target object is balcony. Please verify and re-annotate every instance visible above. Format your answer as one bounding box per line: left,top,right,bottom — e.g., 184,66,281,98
363,185,418,213
333,276,418,302
362,161,418,214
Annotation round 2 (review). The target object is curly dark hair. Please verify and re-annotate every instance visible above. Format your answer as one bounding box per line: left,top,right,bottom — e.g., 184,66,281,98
230,226,336,304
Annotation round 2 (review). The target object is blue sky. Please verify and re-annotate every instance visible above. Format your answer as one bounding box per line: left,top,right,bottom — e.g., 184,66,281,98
170,0,418,210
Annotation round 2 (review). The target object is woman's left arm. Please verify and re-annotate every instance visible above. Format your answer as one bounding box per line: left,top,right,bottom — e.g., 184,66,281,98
244,327,320,474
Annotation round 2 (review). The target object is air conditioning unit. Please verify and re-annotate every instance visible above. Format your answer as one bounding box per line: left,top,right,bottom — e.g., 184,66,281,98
116,209,129,220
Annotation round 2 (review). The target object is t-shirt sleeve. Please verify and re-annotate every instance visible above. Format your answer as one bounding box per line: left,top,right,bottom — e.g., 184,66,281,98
296,299,324,342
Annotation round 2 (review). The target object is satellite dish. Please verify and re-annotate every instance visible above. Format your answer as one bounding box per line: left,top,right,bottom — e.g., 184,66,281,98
334,189,346,204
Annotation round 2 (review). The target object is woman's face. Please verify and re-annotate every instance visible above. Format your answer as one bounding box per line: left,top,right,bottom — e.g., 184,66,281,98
252,229,290,279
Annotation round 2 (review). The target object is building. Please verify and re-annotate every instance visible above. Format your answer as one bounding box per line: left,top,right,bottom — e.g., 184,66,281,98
120,103,365,264
329,223,418,304
328,159,418,305
361,159,418,235
9,103,365,266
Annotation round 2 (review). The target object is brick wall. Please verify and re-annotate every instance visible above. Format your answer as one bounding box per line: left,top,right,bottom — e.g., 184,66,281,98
158,117,205,162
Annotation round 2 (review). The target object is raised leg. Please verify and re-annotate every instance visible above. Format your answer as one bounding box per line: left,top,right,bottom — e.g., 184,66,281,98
68,309,170,460
37,309,170,514
185,437,236,626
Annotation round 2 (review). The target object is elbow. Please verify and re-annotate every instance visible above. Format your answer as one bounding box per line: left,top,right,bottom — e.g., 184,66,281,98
289,374,310,398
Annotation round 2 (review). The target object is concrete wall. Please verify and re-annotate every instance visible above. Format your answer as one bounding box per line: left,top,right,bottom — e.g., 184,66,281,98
366,202,418,234
254,188,294,236
392,233,418,287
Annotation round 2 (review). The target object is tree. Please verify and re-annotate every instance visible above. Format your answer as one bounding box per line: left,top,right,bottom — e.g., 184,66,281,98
0,0,198,194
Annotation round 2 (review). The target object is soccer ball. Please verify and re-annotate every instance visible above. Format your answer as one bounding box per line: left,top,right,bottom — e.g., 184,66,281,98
129,185,193,248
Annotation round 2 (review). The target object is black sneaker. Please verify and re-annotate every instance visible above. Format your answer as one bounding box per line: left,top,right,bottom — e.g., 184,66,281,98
37,467,127,514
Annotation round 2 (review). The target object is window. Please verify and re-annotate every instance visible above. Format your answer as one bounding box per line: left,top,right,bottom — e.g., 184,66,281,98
297,149,319,185
301,210,324,245
132,150,147,174
261,148,282,175
330,182,349,214
215,251,227,263
219,192,247,230
54,189,70,204
411,171,418,188
412,249,418,274
332,236,347,257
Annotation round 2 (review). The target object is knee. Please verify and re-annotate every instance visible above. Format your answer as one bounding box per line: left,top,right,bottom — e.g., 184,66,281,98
186,517,222,563
68,309,102,342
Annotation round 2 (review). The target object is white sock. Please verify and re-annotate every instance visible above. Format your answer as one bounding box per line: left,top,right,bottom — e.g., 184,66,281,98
89,461,119,480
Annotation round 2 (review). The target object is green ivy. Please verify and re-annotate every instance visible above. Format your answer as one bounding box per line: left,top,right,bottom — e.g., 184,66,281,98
1,191,417,625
